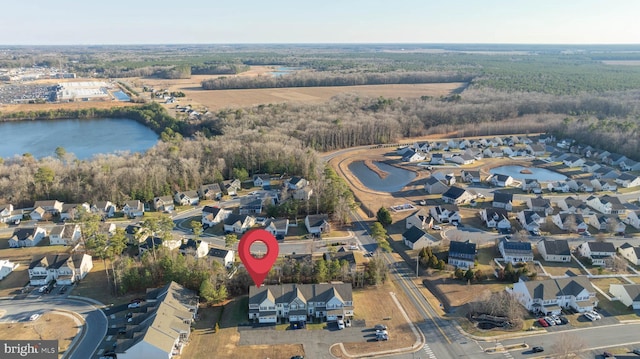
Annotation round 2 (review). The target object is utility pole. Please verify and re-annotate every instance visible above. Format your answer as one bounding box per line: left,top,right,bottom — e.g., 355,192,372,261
416,254,419,278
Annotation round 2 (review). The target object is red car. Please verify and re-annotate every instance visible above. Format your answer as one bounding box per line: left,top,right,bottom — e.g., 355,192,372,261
538,318,549,327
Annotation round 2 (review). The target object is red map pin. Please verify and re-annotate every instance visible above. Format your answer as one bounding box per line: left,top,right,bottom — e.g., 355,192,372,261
238,229,279,288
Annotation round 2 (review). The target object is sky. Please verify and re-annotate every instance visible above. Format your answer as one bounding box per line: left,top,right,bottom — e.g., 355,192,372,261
1,0,638,45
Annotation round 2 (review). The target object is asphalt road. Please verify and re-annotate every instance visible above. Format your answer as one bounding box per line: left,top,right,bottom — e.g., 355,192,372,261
0,296,107,359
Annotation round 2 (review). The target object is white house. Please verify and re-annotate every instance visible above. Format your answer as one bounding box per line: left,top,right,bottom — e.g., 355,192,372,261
8,227,47,248
424,177,449,194
516,210,545,234
33,200,63,215
509,276,596,315
615,173,640,188
91,201,117,218
178,239,209,258
198,183,222,200
248,283,354,324
201,206,231,228
490,174,514,187
577,241,616,266
49,224,82,246
481,208,511,230
402,149,426,162
253,174,271,189
492,192,514,211
429,205,460,224
448,240,476,269
624,209,640,229
402,225,438,250
153,195,175,212
264,218,290,239
286,176,309,190
499,238,533,264
551,213,589,233
122,200,144,218
0,259,19,280
442,186,474,205
528,196,553,216
619,242,640,266
609,284,640,309
28,253,93,286
174,190,200,206
208,248,234,268
536,238,571,262
305,214,330,235
224,214,256,234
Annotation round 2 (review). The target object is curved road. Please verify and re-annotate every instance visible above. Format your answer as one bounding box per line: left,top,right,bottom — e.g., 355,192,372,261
0,296,107,359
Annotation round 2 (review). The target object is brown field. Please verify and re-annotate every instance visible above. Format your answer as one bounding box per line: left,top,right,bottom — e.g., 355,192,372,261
0,311,80,356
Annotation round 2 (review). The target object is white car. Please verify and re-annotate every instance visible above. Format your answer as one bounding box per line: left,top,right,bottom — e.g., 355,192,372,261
432,225,442,230
584,312,597,321
127,302,141,309
588,310,601,320
337,319,345,330
29,314,41,321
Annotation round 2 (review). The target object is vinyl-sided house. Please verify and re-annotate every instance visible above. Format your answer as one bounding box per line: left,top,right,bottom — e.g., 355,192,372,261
522,179,542,193
619,242,640,265
577,241,616,266
201,206,231,228
481,208,511,230
0,259,19,280
528,196,553,216
198,183,222,200
248,283,354,324
122,200,144,218
609,284,640,309
49,224,81,246
92,201,117,218
429,205,460,224
536,238,571,262
615,173,640,188
509,276,597,315
174,190,200,206
28,253,93,286
223,179,242,196
138,237,182,256
516,210,545,234
406,209,431,230
178,239,208,258
623,208,640,229
442,186,474,205
112,282,197,359
253,174,271,189
33,200,63,215
489,174,514,187
286,176,309,190
585,195,625,215
551,213,589,233
461,170,482,184
305,214,330,235
264,218,289,239
424,177,449,194
8,227,47,248
208,248,234,268
224,214,256,234
492,192,514,211
153,196,175,212
499,238,533,264
448,240,476,269
402,225,438,250
60,203,90,221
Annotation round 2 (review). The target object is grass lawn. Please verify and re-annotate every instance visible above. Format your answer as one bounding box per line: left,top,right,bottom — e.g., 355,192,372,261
180,296,304,359
591,277,628,290
536,257,585,277
72,260,144,306
595,293,637,319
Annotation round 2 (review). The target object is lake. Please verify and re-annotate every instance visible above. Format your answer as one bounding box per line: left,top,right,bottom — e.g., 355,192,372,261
270,66,304,77
490,165,567,181
348,161,416,192
0,118,159,159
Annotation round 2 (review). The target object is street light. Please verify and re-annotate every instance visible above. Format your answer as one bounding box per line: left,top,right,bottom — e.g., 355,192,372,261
416,254,420,278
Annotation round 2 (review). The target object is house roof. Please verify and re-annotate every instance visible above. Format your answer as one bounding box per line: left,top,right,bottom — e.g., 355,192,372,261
530,196,551,208
200,183,221,193
224,213,250,226
493,192,513,204
202,206,222,216
179,239,201,251
493,174,512,182
539,239,570,256
29,253,72,270
254,174,270,181
177,190,199,199
586,241,616,253
425,176,444,186
485,207,509,221
449,240,476,256
442,186,467,200
402,226,427,244
208,248,231,259
249,283,353,307
522,276,594,301
501,238,532,252
306,214,329,228
11,227,39,241
616,284,640,302
289,176,305,185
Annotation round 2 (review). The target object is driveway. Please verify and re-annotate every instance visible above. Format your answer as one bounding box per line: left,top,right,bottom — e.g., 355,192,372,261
238,322,375,359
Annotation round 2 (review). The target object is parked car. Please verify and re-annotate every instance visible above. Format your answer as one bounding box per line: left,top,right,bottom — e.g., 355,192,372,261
584,312,597,321
127,302,140,309
603,351,614,358
337,319,345,330
532,346,544,353
431,225,442,230
632,348,640,355
551,315,562,325
374,324,387,331
544,317,556,326
29,313,41,321
537,318,549,327
588,310,601,320
376,333,389,341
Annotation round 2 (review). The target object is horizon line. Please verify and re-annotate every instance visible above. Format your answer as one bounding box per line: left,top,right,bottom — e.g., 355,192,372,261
2,42,640,47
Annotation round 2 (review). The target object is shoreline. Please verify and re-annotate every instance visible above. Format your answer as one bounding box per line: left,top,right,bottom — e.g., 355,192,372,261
363,159,390,179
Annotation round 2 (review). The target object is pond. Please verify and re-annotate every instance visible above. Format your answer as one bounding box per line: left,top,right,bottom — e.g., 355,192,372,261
490,165,567,181
0,118,159,159
348,161,416,192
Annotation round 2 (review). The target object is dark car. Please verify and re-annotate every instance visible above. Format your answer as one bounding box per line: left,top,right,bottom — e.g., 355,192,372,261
537,318,549,327
603,352,614,358
291,356,304,359
632,349,640,356
374,324,387,331
532,346,544,353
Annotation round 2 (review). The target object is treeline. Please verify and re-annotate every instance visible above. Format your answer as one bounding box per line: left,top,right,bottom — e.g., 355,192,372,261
191,63,249,75
201,71,472,90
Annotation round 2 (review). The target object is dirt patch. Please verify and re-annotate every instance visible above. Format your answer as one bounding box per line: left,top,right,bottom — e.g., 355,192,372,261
0,312,80,355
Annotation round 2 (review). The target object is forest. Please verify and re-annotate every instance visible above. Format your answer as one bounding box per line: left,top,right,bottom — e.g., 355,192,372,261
1,44,640,210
